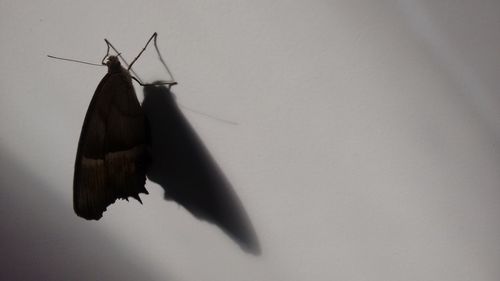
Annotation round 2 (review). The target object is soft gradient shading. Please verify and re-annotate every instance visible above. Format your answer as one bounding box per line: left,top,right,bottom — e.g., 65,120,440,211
0,150,164,281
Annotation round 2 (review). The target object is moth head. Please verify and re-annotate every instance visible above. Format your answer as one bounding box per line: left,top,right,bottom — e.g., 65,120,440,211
105,56,122,72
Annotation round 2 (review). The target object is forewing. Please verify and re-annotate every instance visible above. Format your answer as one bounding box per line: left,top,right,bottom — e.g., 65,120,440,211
74,72,148,220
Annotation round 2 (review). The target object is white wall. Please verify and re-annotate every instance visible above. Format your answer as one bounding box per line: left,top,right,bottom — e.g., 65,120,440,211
1,1,500,280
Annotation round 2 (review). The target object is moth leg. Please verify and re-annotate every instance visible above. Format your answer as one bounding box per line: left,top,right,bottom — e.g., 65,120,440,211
105,33,177,87
128,32,158,70
129,33,177,86
101,40,111,65
103,39,129,67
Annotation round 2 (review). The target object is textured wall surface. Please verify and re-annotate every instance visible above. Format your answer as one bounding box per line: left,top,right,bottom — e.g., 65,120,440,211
1,1,500,280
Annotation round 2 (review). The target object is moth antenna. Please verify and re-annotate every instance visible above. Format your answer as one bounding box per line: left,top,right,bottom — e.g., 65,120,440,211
47,55,105,67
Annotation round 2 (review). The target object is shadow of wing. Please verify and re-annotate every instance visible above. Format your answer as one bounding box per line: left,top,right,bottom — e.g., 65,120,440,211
142,85,260,254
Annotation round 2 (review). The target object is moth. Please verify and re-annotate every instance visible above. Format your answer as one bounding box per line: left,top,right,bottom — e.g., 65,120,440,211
48,35,261,255
50,33,176,220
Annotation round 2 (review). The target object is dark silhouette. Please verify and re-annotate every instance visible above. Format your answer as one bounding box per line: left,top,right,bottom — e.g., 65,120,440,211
142,84,260,255
74,56,149,220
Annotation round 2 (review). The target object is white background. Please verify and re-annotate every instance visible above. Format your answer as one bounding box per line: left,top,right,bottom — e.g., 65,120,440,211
1,1,500,280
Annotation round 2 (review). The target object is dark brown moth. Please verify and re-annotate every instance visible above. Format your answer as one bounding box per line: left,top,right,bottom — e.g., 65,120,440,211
73,55,148,220
50,33,176,220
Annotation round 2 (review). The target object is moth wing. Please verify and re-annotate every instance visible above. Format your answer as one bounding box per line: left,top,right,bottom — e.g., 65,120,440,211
74,72,148,220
